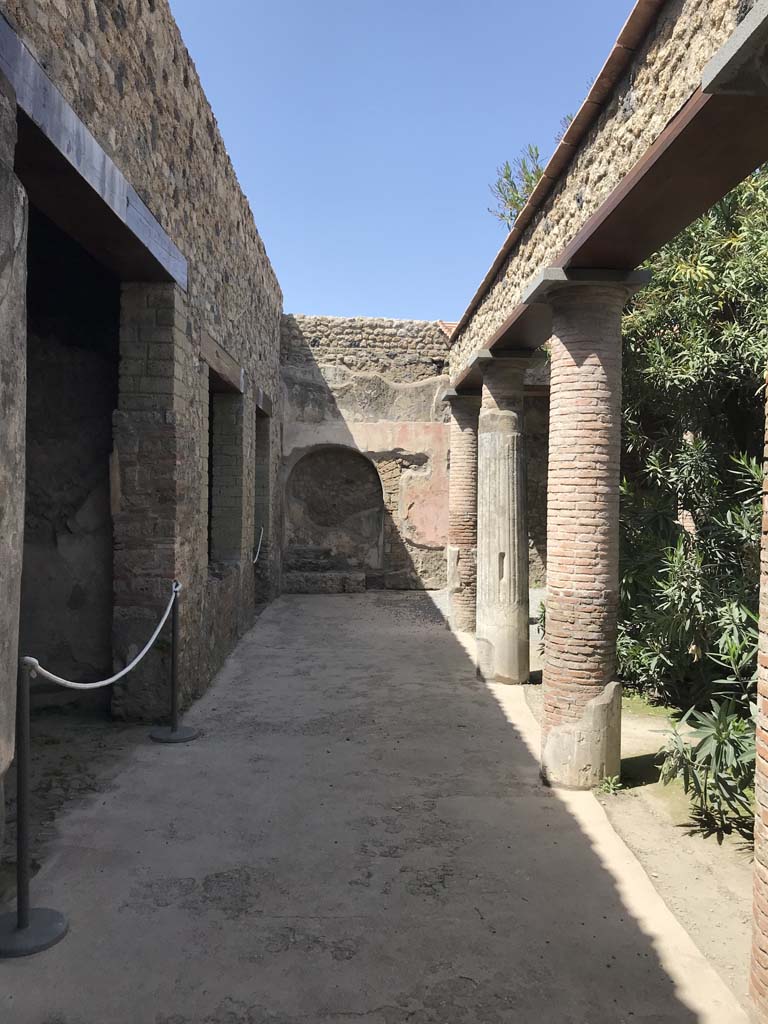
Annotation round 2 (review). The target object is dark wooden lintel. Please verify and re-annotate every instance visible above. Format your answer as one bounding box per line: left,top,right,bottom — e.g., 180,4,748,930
0,13,187,287
202,330,244,394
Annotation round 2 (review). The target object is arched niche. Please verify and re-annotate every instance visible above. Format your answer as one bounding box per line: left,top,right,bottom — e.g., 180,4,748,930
284,446,384,575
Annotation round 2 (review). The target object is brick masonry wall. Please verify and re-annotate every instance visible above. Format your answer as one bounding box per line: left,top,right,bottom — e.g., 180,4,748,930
209,391,246,563
0,1,284,716
448,0,740,376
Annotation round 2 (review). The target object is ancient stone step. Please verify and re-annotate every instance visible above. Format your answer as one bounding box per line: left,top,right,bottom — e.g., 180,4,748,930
284,545,349,573
282,571,366,594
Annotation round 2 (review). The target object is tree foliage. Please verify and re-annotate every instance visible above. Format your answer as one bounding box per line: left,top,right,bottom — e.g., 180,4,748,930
488,144,544,230
619,168,768,836
619,167,768,710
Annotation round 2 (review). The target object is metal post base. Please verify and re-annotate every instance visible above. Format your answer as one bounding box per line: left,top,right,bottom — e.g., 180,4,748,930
149,725,199,744
0,908,68,957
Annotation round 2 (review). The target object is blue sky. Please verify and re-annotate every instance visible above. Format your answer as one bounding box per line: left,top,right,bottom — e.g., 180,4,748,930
170,1,635,321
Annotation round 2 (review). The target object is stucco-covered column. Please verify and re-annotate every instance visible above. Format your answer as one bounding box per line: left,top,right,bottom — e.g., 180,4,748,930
524,269,647,788
446,390,481,633
476,356,530,683
0,73,27,858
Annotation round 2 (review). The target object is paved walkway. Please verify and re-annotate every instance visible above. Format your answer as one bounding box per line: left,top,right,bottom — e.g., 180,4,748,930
1,593,747,1023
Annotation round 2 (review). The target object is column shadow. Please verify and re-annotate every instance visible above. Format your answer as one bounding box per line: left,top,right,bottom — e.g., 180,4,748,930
1,591,718,1022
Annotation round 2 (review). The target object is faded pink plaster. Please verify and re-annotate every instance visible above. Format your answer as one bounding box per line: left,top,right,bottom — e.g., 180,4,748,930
349,422,449,549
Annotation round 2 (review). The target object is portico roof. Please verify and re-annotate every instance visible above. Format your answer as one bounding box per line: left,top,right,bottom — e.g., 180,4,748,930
451,0,768,392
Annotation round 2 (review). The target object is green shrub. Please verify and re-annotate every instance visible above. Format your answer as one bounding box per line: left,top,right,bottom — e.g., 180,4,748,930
660,697,755,839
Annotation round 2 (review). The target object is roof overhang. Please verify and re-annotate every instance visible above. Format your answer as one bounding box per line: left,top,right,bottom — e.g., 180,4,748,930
0,13,187,287
453,5,768,391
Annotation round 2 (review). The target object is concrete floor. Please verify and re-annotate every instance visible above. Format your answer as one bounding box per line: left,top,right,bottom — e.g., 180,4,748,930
0,592,747,1023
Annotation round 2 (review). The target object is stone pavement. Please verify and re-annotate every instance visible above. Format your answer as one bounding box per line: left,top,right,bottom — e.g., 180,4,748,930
0,593,746,1023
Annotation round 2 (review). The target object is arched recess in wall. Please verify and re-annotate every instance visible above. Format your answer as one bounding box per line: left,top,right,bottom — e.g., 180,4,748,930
284,446,385,583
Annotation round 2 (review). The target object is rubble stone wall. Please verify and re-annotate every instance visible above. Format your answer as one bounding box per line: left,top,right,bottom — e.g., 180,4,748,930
281,314,451,591
449,0,741,377
281,315,549,591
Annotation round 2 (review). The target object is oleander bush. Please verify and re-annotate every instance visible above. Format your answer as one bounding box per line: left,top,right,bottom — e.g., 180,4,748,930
618,168,768,712
619,168,768,837
490,154,768,833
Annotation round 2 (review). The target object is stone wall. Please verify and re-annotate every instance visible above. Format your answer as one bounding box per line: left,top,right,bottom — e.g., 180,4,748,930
282,315,549,591
0,0,284,720
281,315,451,591
449,0,740,376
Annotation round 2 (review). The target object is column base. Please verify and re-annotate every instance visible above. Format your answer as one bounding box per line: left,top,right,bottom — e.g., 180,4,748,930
541,681,621,789
475,634,530,685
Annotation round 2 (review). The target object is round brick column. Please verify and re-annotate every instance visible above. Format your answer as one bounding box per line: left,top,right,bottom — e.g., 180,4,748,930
541,284,629,788
751,388,768,1015
476,357,529,683
447,393,481,633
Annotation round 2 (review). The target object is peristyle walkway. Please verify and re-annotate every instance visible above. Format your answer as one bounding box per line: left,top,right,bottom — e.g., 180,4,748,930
1,594,747,1022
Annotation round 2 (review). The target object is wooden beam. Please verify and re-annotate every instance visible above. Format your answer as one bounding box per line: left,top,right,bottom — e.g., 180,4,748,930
201,330,245,394
453,84,768,381
558,89,768,271
254,387,273,417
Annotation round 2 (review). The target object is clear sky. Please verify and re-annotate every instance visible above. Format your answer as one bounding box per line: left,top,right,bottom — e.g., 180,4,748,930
170,1,636,322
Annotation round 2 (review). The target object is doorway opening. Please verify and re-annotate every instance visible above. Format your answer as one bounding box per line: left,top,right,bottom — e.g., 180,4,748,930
19,207,120,707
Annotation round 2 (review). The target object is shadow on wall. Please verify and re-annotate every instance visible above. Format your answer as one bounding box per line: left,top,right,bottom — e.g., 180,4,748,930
0,589,710,1021
280,315,452,593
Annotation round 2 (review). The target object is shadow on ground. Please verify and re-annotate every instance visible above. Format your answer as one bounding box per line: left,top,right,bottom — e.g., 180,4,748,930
620,751,662,789
0,592,727,1022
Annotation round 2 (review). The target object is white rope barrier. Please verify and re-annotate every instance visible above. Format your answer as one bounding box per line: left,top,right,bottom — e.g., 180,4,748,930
252,526,264,565
22,581,182,691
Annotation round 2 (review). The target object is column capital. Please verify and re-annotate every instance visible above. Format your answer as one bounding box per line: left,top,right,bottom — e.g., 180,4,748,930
522,267,651,306
477,348,548,375
441,387,481,406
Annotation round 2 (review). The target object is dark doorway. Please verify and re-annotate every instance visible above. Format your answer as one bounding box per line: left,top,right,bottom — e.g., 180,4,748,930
19,207,120,702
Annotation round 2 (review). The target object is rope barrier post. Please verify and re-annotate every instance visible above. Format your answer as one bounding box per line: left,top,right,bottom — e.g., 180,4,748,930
0,662,68,957
150,581,198,744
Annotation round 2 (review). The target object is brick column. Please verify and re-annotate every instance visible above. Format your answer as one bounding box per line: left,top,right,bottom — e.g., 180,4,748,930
524,270,646,788
112,282,192,720
476,356,530,683
0,73,25,858
752,388,768,1016
446,391,480,633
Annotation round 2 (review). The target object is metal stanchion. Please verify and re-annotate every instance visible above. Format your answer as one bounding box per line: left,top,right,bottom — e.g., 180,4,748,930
0,663,68,957
150,582,198,744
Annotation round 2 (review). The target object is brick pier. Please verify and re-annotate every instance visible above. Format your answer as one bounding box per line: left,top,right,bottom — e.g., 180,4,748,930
446,391,480,633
